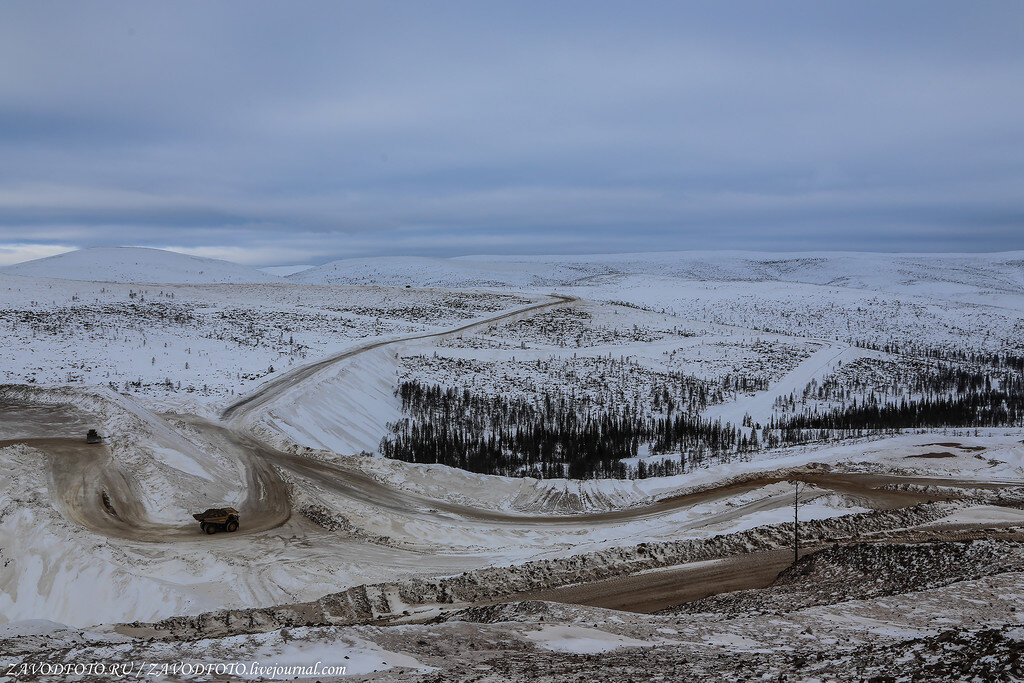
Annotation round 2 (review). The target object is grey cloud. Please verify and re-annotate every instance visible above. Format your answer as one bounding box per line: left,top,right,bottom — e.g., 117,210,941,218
1,1,1022,264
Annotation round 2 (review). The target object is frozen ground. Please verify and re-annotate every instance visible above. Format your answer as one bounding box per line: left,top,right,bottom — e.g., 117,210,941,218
291,250,1024,296
6,534,1024,680
0,247,1022,680
0,268,533,416
1,246,282,284
293,251,1024,353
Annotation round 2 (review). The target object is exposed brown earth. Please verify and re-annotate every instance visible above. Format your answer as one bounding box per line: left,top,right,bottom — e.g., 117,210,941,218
923,441,987,451
113,502,998,641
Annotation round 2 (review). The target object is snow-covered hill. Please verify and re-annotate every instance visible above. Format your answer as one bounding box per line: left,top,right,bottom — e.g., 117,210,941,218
9,248,1021,292
286,255,586,288
292,251,1024,296
259,264,314,277
2,247,282,284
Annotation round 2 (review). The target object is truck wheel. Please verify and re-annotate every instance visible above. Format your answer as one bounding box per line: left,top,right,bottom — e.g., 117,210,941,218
226,521,239,532
205,524,217,534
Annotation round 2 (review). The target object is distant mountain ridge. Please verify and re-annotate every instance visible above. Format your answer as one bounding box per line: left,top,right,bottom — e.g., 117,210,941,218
290,251,1024,295
5,247,1022,294
2,247,282,284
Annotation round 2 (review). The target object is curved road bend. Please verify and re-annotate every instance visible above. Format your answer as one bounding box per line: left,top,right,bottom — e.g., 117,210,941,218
6,418,1015,541
0,436,289,541
3,290,1020,538
212,288,1016,525
2,294,578,540
221,294,577,423
178,419,1023,527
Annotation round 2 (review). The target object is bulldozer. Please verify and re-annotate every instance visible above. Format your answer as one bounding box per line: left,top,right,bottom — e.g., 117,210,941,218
192,507,240,534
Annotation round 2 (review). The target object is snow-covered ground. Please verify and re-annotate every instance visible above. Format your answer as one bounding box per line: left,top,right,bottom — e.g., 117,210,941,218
0,269,532,416
3,395,1021,628
290,251,1024,296
293,251,1024,352
1,247,1023,679
1,247,282,284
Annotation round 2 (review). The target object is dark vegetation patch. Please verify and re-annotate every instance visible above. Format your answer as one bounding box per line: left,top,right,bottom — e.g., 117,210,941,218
380,381,763,479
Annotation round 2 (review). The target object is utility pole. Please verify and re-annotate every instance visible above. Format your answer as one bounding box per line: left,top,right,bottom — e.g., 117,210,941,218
794,482,799,564
793,481,805,565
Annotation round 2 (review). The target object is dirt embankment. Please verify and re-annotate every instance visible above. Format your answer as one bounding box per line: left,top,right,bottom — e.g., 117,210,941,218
120,502,958,641
668,538,1024,616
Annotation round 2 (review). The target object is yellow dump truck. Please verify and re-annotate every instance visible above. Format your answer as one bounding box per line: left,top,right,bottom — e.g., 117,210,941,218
192,507,240,534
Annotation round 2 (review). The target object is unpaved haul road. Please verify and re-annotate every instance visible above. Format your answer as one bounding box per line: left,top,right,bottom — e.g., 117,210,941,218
2,294,578,539
1,290,1019,541
0,436,290,541
59,405,1019,537
225,432,1019,526
221,294,577,423
2,408,1019,539
513,526,1024,614
515,549,798,612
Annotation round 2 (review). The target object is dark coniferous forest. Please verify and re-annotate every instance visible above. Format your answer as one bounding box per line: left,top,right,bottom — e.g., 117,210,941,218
380,381,759,479
381,360,1024,480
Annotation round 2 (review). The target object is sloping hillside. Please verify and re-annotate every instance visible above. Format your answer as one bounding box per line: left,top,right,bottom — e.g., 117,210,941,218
292,251,1024,295
286,255,579,288
2,247,282,284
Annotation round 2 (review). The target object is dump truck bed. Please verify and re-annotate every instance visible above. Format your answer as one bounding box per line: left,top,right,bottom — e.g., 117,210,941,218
192,507,239,522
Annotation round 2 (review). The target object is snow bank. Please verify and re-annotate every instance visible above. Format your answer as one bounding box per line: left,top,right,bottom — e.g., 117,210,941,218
358,455,661,513
919,506,1024,528
254,345,403,455
0,444,209,626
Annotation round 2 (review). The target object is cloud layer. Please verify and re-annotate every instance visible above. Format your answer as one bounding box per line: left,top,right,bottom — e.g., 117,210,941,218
2,1,1023,264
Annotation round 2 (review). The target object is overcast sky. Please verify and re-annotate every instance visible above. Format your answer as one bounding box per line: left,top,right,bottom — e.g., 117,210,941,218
2,1,1023,266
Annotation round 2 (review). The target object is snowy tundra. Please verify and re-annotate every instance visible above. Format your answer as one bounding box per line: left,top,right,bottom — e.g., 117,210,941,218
0,247,1022,681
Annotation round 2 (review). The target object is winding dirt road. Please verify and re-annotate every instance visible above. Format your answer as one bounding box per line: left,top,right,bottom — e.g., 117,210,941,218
1,291,1019,543
229,431,1018,526
0,435,290,540
510,526,1024,614
4,294,579,539
8,423,1013,545
221,294,577,423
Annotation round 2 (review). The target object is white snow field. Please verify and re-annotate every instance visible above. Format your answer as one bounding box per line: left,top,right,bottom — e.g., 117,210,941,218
0,247,1022,680
292,250,1024,296
1,246,283,284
